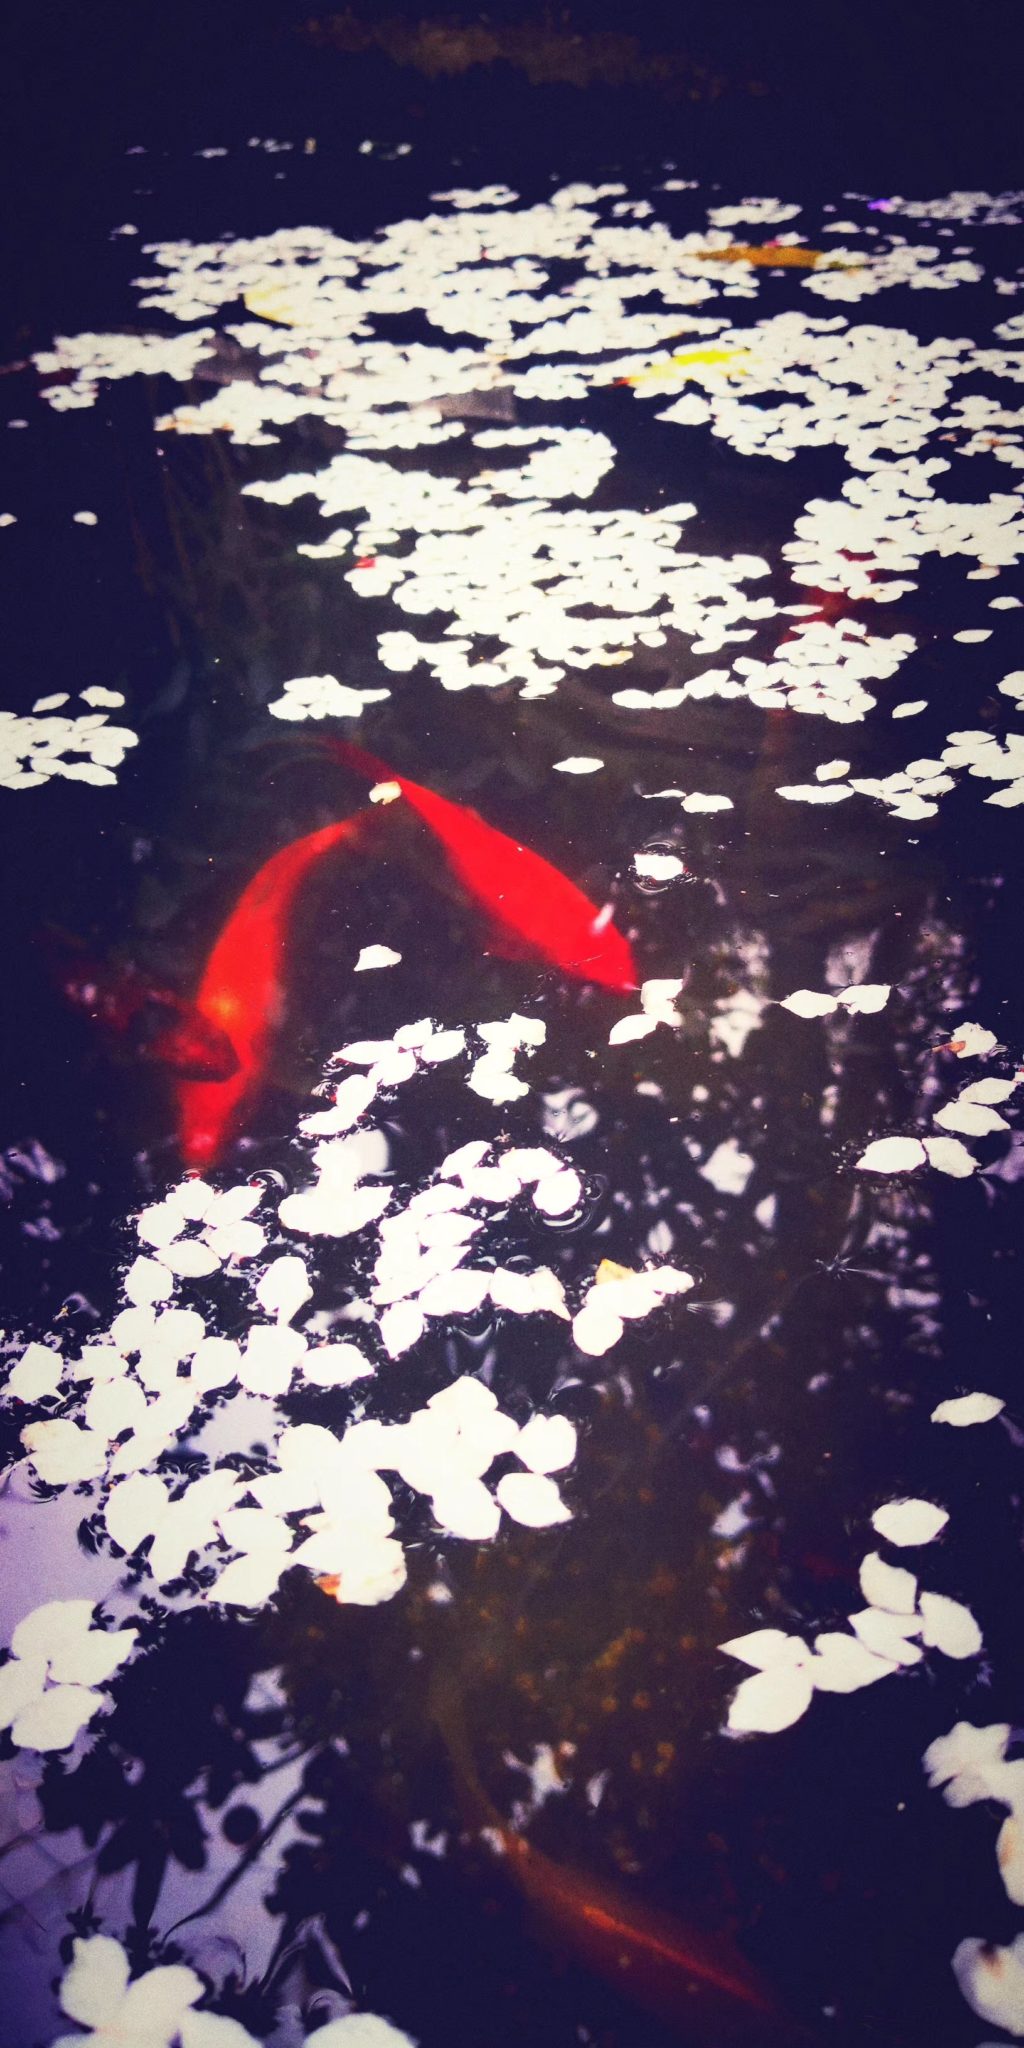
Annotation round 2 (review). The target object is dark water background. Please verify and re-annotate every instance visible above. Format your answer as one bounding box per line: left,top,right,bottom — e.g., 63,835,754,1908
1,10,1024,2046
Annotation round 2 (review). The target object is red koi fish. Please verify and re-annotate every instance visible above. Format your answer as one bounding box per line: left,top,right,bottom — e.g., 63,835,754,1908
434,1682,795,2044
46,935,240,1083
178,812,377,1168
326,738,638,993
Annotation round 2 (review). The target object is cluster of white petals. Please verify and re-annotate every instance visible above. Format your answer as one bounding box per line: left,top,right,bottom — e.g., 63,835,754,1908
723,1540,982,1736
0,1600,135,1752
51,1932,415,2048
0,691,137,791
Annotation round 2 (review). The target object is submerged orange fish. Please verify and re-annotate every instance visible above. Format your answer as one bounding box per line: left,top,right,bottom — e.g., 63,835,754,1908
694,243,860,270
326,738,638,993
435,1681,794,2044
178,812,378,1167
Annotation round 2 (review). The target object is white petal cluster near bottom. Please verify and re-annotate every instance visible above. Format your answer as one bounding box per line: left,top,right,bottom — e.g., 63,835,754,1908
0,1600,135,1752
51,1932,418,2048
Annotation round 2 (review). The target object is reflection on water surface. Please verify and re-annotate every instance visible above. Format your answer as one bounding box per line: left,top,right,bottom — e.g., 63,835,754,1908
0,140,1022,2048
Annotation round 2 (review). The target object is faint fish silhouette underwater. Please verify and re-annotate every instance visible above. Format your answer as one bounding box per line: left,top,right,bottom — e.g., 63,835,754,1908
433,1676,801,2045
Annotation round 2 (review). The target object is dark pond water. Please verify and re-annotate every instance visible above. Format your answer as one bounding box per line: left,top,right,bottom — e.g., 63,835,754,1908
1,105,1023,2048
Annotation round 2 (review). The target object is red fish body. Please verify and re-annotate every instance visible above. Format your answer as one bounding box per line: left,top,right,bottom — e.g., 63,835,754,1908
326,738,637,993
178,814,375,1168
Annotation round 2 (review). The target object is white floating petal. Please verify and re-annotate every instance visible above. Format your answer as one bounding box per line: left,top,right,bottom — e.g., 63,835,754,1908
849,1608,923,1665
210,1553,287,1608
720,1628,806,1670
952,1934,1024,2035
923,1135,978,1178
854,1136,926,1174
933,1099,1009,1137
303,1342,374,1387
859,1550,918,1613
809,1633,898,1692
495,1472,571,1528
571,1301,624,1356
13,1683,103,1752
919,1591,983,1659
780,989,838,1019
838,983,891,1014
515,1414,577,1473
8,1341,63,1400
431,1477,502,1540
609,1013,658,1045
255,1256,312,1323
931,1392,1004,1427
871,1499,949,1547
355,945,402,970
727,1662,814,1735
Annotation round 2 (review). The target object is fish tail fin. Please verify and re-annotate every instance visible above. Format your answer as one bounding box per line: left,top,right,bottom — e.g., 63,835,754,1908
321,735,400,788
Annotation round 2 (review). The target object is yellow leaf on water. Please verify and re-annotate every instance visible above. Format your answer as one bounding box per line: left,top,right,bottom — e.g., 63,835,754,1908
594,1259,634,1286
243,285,302,326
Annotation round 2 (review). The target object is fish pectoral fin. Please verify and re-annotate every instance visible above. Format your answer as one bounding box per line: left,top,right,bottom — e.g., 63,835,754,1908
145,1018,242,1083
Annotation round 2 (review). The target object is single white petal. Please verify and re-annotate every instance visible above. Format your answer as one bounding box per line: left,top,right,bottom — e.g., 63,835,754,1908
809,1632,898,1692
859,1551,918,1612
303,1342,374,1387
239,1325,307,1397
780,989,838,1019
872,1499,949,1546
849,1608,923,1665
854,1136,926,1174
105,1472,168,1555
993,1810,1024,1909
727,1663,814,1735
719,1629,806,1671
20,1419,107,1485
8,1341,63,1401
495,1472,571,1528
210,1553,287,1609
255,1255,312,1323
11,1598,94,1664
515,1415,577,1473
313,2015,418,2048
12,1683,103,1751
49,1627,137,1689
837,983,891,1014
608,1012,658,1045
190,1336,242,1392
117,1962,203,2034
924,1134,978,1178
59,1934,130,2027
355,945,402,970
123,1254,175,1305
952,1934,1024,2035
162,1239,221,1278
0,1653,49,1730
933,1100,1009,1137
931,1392,1004,1427
919,1591,983,1659
571,1301,624,1356
430,1477,502,1540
